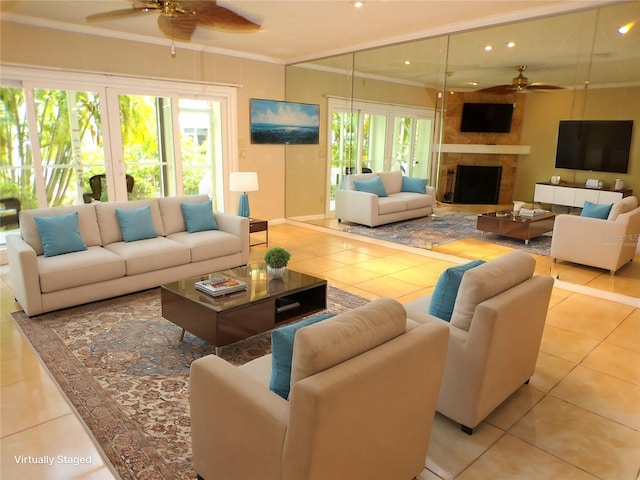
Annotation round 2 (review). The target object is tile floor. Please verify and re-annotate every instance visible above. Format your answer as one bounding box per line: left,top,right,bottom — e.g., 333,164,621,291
1,217,639,479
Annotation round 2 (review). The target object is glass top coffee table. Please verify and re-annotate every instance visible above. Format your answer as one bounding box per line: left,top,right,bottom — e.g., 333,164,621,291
161,263,327,351
476,210,555,245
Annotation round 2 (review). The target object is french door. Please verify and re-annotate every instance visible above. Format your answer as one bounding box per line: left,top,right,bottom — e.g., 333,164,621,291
327,97,437,214
0,66,237,244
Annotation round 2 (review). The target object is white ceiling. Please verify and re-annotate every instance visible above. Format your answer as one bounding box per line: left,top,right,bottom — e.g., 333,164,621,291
0,0,615,63
1,0,638,90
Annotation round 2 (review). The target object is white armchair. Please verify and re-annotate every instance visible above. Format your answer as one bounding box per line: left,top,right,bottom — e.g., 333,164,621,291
190,298,449,480
551,196,640,275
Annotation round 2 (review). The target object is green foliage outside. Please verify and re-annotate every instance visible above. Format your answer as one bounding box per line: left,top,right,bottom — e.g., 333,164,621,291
1,88,213,229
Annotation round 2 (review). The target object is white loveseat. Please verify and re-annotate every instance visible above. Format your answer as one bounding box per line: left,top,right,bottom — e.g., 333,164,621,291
7,194,249,316
335,170,435,227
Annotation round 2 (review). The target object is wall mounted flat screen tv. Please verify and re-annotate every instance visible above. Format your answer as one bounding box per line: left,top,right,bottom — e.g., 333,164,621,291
555,120,633,174
460,103,514,133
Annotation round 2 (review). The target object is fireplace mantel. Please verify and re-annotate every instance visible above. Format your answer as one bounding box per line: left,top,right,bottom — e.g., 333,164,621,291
439,144,530,155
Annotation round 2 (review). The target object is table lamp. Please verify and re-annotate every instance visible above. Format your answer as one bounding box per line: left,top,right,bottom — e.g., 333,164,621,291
229,172,259,217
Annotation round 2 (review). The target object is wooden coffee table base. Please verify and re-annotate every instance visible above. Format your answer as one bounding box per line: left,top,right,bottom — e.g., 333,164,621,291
477,211,555,245
161,265,327,351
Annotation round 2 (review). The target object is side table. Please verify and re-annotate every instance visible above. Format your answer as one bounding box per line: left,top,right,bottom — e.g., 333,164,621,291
249,218,268,246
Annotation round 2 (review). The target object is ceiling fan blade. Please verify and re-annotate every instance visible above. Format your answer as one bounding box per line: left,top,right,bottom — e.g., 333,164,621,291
526,83,564,91
86,7,155,22
157,15,197,41
476,85,516,94
196,4,261,31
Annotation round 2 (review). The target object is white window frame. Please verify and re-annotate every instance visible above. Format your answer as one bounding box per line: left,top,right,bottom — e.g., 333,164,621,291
1,65,239,211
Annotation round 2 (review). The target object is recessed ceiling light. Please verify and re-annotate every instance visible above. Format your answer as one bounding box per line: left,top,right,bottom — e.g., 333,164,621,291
484,45,493,52
404,60,411,65
618,22,634,34
354,1,364,8
468,81,479,86
506,41,516,48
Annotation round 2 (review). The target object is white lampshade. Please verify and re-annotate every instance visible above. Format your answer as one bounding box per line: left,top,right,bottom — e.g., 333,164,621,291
229,172,259,192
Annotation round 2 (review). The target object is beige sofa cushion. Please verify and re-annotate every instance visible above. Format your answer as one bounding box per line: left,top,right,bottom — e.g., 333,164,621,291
291,298,406,387
104,237,190,275
95,199,164,245
396,192,431,209
158,194,210,235
377,170,403,194
378,197,408,215
451,251,535,331
608,196,638,221
167,230,242,262
20,204,102,256
344,173,377,190
37,246,126,293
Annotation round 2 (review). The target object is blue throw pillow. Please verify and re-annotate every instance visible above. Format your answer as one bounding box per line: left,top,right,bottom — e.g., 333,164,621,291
34,211,87,257
115,206,157,242
429,260,485,322
353,176,388,197
401,176,428,194
181,200,218,233
580,201,612,219
270,313,336,399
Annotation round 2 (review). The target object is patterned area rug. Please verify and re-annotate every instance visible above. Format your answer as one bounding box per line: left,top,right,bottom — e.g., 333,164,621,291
345,210,552,256
12,286,368,480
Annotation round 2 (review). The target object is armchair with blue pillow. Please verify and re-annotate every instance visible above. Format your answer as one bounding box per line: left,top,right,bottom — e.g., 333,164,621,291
551,196,640,275
404,251,554,435
190,298,449,480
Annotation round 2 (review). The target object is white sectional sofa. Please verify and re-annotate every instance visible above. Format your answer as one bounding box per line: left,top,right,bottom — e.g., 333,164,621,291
335,170,435,227
7,194,249,316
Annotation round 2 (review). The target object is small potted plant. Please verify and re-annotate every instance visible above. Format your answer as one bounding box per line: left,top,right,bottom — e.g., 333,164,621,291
264,246,291,278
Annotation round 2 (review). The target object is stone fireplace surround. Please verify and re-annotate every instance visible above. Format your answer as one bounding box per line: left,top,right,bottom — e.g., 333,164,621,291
438,93,527,205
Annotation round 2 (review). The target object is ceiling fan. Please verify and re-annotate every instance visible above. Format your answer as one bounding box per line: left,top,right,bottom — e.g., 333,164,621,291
477,66,564,94
86,1,260,42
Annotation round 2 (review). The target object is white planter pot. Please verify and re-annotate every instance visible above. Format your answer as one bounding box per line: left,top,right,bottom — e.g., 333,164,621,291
267,266,286,278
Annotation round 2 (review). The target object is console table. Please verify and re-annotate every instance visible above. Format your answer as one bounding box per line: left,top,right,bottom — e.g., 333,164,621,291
534,182,632,208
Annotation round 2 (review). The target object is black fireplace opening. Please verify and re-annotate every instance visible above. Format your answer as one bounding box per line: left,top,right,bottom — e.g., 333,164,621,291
453,165,502,204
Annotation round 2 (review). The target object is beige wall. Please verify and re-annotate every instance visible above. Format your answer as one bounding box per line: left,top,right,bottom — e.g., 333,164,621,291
0,21,286,220
517,86,639,201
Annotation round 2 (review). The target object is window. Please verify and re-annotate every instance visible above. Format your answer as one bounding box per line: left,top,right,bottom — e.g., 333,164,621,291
0,66,238,244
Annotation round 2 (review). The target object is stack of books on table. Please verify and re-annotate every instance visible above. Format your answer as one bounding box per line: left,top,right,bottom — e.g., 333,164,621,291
196,276,248,297
519,208,547,217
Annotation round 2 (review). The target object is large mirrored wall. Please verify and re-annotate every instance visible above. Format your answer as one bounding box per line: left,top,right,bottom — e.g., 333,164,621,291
285,2,639,220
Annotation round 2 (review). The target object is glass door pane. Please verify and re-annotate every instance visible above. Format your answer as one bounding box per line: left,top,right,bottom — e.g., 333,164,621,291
361,113,386,173
119,94,174,199
0,87,36,240
330,110,356,203
178,98,224,210
412,118,432,179
33,88,105,206
392,116,414,174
